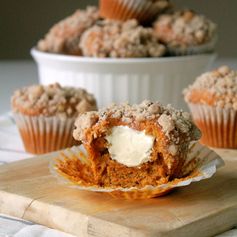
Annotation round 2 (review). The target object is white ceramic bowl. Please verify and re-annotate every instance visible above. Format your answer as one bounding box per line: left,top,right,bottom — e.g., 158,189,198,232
31,48,216,109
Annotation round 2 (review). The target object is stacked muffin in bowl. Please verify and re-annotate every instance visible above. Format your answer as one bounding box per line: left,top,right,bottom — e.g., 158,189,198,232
37,4,217,58
79,19,166,58
153,9,217,55
37,7,100,56
32,1,218,109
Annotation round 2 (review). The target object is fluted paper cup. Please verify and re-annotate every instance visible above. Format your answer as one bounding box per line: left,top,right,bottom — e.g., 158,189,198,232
187,103,237,148
13,113,77,154
99,0,170,24
50,143,224,199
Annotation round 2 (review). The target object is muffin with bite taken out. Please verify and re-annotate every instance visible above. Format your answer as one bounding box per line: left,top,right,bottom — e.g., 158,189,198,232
56,100,201,194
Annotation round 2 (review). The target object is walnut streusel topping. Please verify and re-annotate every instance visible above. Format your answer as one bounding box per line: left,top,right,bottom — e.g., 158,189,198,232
184,66,237,110
73,100,201,143
37,6,100,55
12,83,97,118
80,19,166,58
154,10,217,48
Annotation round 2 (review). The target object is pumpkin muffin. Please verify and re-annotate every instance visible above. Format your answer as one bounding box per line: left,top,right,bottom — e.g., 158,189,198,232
37,6,100,55
153,9,217,55
11,83,97,154
57,100,201,189
80,19,166,58
99,0,172,24
184,66,237,148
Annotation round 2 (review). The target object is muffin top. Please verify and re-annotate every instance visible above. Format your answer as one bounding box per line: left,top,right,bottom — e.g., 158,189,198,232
37,6,100,55
11,83,97,118
73,100,201,145
80,19,166,58
153,10,217,48
184,66,237,110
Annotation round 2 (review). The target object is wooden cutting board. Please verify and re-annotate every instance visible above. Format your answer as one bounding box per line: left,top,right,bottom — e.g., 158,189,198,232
0,151,237,237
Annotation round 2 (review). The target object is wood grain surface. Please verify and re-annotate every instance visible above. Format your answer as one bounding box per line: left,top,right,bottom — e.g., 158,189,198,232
0,151,236,237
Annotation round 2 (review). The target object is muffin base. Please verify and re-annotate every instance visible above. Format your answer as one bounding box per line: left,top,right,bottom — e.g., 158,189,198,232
99,0,169,24
13,113,77,154
188,103,237,148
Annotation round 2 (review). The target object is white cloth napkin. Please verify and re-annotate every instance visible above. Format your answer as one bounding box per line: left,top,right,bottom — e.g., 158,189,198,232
0,214,75,237
15,225,75,237
0,114,236,237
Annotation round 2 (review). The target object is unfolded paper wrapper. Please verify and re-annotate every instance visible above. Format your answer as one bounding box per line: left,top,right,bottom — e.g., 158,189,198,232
50,142,224,199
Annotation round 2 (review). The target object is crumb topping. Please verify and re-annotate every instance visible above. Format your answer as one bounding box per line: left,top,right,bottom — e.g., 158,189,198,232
154,10,217,48
12,83,97,118
73,100,201,144
184,66,237,110
80,19,166,58
73,111,99,140
37,6,100,55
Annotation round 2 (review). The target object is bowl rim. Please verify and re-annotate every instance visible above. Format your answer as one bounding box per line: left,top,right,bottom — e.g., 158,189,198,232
31,47,217,64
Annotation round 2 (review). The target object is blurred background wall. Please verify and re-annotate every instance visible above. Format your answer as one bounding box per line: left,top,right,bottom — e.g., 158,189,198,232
1,0,237,59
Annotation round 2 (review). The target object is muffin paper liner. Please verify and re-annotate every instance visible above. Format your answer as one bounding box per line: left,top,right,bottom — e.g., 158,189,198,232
50,143,224,199
13,113,77,154
188,103,237,148
168,35,218,56
99,0,169,23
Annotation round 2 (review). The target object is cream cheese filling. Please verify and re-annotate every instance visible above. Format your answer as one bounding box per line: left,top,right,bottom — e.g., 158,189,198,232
105,126,155,167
